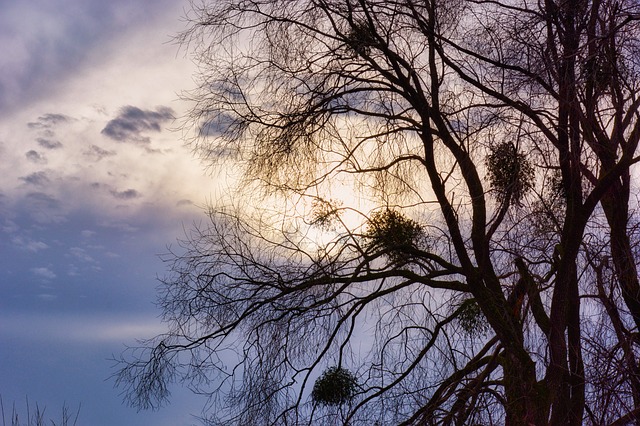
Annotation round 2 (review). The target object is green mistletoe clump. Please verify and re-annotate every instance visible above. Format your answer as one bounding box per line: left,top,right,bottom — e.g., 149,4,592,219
486,142,534,206
363,209,423,262
312,366,358,406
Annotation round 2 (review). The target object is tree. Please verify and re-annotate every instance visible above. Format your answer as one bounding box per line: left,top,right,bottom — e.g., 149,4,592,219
115,1,640,424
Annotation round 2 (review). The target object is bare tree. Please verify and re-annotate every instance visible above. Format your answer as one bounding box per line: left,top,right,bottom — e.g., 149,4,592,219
115,1,640,425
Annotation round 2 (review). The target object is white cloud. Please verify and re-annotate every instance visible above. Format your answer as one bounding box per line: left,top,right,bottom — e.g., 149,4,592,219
81,229,96,238
0,313,168,343
67,264,80,276
68,247,95,263
37,293,57,301
2,219,19,233
11,236,49,252
31,267,56,280
98,220,139,233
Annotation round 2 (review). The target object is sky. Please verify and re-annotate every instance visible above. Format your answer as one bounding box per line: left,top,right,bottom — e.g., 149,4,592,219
0,1,222,424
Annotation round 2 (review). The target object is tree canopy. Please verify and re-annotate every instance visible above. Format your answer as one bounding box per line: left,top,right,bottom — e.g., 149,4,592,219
115,1,640,425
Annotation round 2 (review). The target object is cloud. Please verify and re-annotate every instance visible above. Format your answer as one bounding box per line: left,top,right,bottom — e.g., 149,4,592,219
199,112,240,138
110,189,141,200
26,192,58,206
67,264,80,276
0,313,168,343
37,293,57,301
32,267,56,280
69,247,95,263
2,219,19,233
83,144,116,161
90,182,107,190
20,171,51,186
143,146,165,155
37,138,63,149
101,105,174,143
0,0,182,114
97,220,139,233
27,113,70,130
176,199,194,207
25,150,47,164
81,230,96,238
11,236,49,252
23,192,65,223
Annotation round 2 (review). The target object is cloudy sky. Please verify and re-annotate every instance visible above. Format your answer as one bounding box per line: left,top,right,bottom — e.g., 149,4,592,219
0,1,221,424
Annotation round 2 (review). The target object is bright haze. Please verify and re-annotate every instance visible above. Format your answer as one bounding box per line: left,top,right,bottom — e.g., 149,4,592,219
0,1,217,424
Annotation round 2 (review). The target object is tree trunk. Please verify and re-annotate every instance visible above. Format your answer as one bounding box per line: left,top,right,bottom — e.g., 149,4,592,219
502,350,547,426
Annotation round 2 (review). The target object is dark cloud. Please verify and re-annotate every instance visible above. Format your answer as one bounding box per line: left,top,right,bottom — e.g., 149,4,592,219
37,138,63,150
110,189,141,200
26,192,58,206
23,192,64,223
89,183,140,200
101,106,174,144
176,199,194,207
83,145,116,161
143,146,165,155
25,150,47,164
20,171,51,186
199,113,239,137
27,114,70,130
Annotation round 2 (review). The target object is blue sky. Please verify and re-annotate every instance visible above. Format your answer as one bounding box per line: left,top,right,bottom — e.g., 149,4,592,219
0,1,220,424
